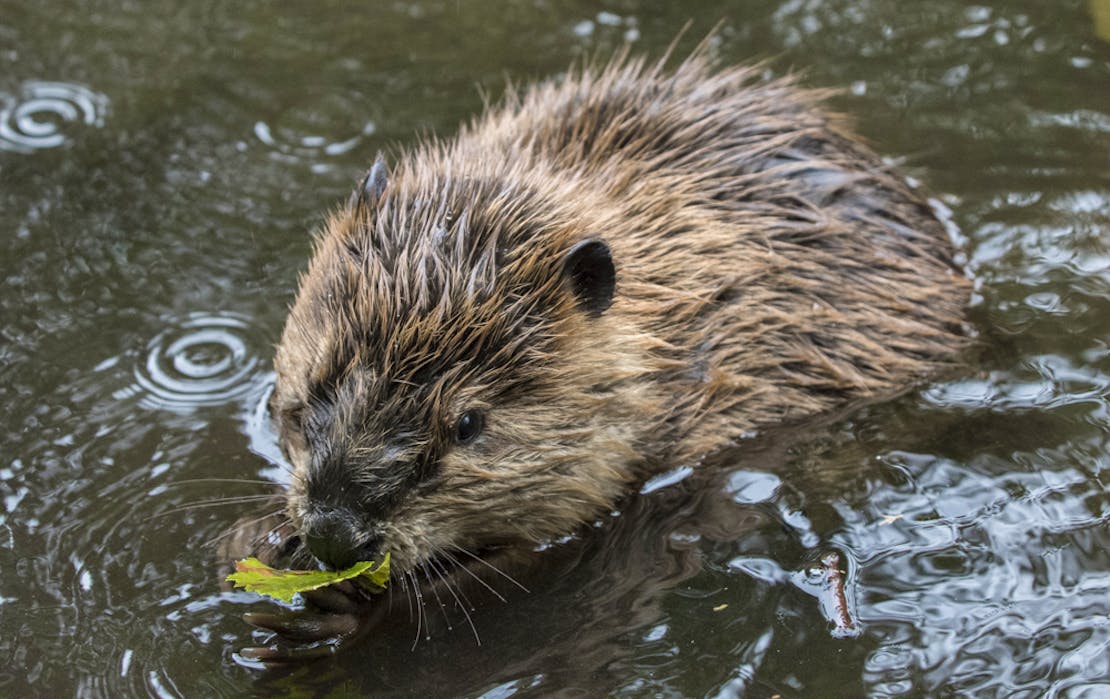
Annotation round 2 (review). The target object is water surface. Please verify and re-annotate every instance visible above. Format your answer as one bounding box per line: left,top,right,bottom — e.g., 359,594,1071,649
1,1,1107,696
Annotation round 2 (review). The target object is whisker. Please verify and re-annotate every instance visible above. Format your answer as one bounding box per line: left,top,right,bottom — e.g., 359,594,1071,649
441,550,507,603
143,496,282,522
450,545,529,592
422,564,453,632
201,509,288,549
429,557,480,646
407,572,421,649
429,556,475,612
165,494,280,508
408,571,429,650
400,572,414,623
158,478,279,488
420,573,433,643
417,572,431,643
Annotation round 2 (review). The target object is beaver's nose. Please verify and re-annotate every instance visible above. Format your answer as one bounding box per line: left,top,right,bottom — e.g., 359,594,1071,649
302,509,377,570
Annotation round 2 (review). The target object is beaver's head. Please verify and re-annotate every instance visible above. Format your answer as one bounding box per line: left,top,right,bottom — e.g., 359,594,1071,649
270,155,658,574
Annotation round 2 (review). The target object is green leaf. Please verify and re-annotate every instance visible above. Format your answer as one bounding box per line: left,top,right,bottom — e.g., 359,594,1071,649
227,553,390,603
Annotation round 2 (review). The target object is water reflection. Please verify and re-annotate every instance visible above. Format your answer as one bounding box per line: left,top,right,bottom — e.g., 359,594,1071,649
241,379,292,485
0,81,108,153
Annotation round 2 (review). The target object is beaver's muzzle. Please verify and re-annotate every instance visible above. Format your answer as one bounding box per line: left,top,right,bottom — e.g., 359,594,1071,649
302,507,381,570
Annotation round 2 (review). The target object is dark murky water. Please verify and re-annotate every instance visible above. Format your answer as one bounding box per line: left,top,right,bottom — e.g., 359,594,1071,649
2,1,1108,696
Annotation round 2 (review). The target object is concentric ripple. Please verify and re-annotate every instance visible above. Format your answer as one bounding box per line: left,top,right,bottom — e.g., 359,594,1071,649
0,81,108,153
253,103,375,173
126,313,261,412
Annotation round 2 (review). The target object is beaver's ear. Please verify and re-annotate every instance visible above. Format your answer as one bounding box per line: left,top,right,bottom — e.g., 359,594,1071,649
563,238,615,317
348,153,389,212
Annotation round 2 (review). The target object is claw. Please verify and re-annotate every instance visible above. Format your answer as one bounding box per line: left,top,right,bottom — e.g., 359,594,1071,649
243,611,360,640
239,642,340,664
237,582,390,662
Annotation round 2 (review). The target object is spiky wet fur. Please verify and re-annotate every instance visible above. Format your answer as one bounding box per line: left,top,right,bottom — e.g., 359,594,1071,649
270,48,970,575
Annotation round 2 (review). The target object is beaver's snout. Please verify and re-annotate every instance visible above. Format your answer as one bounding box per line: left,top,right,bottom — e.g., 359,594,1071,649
302,507,381,570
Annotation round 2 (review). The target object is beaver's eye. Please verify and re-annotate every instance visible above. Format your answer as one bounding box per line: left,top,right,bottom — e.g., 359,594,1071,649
455,410,484,444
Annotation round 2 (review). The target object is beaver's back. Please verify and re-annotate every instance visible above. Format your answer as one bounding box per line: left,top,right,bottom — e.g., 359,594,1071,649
452,52,970,457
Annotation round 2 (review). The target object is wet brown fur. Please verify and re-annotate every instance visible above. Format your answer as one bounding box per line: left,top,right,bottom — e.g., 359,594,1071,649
270,47,971,576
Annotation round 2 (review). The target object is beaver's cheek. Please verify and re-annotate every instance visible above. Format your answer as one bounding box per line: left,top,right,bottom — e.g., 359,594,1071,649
376,517,432,575
282,476,312,539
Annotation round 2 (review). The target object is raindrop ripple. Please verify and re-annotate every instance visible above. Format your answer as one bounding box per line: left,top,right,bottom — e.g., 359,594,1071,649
0,81,108,153
130,313,261,412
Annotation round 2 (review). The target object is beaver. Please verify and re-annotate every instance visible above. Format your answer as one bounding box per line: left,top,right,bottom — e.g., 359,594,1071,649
265,47,969,592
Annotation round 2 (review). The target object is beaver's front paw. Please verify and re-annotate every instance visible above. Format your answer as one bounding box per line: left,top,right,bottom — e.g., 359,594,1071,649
238,579,388,663
218,512,388,662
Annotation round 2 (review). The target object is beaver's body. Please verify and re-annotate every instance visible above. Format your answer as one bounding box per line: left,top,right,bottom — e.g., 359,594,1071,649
269,51,969,576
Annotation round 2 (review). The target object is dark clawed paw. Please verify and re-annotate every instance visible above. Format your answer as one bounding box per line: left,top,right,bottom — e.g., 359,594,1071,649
238,583,386,664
